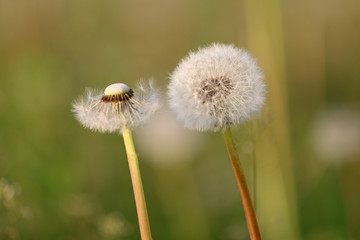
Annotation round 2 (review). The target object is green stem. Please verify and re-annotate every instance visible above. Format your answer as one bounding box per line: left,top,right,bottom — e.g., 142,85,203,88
223,127,261,240
122,126,152,240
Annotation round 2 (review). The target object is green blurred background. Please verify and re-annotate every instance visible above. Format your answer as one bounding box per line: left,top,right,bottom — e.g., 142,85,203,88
1,0,360,239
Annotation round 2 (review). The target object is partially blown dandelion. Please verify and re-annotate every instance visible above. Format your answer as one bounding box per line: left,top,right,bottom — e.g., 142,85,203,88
73,82,159,133
168,43,265,240
73,81,159,240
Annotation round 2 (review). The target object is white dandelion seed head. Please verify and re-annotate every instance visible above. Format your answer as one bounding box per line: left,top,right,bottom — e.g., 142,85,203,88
72,80,160,133
168,43,266,132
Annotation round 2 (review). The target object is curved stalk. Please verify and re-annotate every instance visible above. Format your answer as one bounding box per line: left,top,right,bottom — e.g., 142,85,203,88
223,127,261,240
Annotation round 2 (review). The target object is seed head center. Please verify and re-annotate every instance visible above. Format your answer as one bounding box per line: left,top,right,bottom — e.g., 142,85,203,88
102,83,134,103
198,76,234,104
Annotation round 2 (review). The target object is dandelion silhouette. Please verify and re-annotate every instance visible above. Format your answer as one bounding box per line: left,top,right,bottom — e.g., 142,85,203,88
168,43,265,240
73,81,159,240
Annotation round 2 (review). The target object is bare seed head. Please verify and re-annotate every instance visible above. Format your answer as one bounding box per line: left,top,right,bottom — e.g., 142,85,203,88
72,81,160,133
102,83,134,103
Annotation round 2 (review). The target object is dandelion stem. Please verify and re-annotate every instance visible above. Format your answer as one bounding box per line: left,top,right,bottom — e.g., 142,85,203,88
223,127,261,240
122,126,152,240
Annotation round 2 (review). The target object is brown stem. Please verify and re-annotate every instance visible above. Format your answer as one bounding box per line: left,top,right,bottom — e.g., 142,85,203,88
223,127,261,240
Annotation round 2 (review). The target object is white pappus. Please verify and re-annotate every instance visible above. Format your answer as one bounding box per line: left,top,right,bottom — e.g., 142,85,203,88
167,43,266,131
72,81,160,133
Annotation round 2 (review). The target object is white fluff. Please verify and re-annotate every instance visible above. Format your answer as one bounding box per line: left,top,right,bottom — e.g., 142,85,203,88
167,43,266,131
72,81,160,133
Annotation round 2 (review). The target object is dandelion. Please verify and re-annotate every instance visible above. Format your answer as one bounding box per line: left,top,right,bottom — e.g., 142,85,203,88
73,82,159,133
168,43,265,132
168,43,265,239
73,81,160,240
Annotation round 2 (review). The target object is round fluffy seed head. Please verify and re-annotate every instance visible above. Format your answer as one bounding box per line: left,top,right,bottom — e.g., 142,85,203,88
168,43,266,131
72,81,160,133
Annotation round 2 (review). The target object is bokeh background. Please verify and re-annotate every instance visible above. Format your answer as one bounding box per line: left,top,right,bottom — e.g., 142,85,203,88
1,0,360,239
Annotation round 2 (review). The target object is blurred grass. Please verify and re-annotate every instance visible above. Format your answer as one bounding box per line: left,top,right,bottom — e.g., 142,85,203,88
1,0,360,239
244,0,300,238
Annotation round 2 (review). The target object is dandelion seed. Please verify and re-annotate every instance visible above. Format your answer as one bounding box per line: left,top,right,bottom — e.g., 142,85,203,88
72,81,160,133
168,43,265,131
